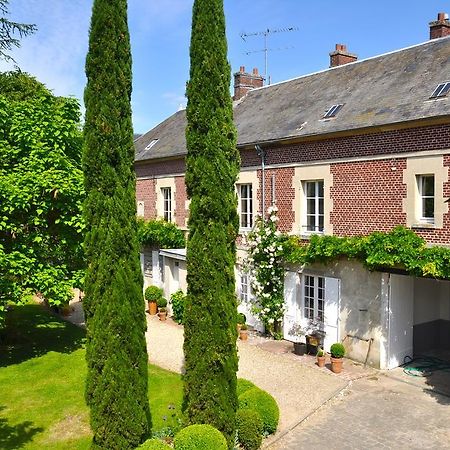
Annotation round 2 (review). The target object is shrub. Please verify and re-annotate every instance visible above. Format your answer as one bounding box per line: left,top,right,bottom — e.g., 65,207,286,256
317,347,325,357
138,439,172,449
237,313,246,325
137,218,186,249
237,379,256,397
171,290,185,324
145,286,164,303
236,409,263,450
173,424,227,450
239,388,279,435
330,342,345,358
157,297,168,308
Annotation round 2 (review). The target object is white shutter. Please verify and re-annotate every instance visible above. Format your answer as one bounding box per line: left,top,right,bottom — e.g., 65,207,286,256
283,271,300,341
323,277,340,352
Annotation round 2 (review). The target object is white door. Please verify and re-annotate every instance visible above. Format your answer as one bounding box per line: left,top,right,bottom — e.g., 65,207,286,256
323,277,340,352
388,274,414,369
283,271,301,341
152,250,161,286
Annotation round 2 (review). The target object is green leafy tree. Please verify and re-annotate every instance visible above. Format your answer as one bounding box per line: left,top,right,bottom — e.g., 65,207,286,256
183,0,240,446
0,0,36,62
82,0,150,448
0,71,84,327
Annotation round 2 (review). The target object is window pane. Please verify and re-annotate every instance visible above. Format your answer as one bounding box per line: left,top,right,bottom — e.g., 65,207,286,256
306,182,316,197
318,181,324,197
422,176,434,196
307,215,316,231
318,215,324,232
307,199,316,215
319,198,324,215
423,198,435,219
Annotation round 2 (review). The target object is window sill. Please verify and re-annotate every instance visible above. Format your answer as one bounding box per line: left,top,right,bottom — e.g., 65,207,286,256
411,222,436,229
299,231,325,240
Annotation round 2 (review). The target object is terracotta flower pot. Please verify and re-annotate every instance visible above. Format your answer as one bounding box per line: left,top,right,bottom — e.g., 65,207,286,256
331,356,343,373
149,301,158,315
239,329,248,341
317,355,326,368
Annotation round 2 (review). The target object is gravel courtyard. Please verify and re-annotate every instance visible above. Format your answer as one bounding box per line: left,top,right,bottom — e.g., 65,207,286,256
145,314,347,434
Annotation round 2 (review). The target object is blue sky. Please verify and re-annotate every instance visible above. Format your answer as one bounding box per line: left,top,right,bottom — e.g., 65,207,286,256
1,1,448,133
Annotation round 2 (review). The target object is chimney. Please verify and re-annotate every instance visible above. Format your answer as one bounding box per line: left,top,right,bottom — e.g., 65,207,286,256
233,66,264,100
329,44,358,67
429,12,450,39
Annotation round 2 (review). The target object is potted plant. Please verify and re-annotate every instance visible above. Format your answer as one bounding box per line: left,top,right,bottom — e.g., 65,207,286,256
239,323,249,341
330,342,346,373
237,313,246,332
306,318,326,355
316,347,326,368
288,323,307,355
145,285,163,315
157,297,168,321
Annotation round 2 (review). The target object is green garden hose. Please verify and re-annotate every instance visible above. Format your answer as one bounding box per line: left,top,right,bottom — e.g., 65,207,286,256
403,355,450,377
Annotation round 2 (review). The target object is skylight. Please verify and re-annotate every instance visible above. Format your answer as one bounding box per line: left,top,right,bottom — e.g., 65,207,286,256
144,139,158,151
429,82,450,99
323,104,343,119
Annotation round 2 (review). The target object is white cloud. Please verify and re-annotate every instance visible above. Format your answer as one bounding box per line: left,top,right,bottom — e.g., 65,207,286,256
0,0,90,100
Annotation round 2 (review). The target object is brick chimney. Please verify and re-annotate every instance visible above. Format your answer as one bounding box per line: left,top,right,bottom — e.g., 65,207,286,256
429,12,450,39
329,44,358,67
233,66,264,100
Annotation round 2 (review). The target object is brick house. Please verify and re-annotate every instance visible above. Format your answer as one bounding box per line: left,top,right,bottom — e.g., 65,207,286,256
135,13,450,368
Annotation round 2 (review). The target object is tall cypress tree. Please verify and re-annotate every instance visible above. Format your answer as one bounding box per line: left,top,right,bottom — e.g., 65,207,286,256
183,0,240,447
82,1,150,448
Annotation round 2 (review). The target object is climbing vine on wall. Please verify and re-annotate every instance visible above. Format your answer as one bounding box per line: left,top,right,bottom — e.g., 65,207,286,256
283,226,450,280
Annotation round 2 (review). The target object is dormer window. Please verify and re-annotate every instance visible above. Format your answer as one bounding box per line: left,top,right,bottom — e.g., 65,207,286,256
144,139,159,151
429,82,450,99
322,104,343,119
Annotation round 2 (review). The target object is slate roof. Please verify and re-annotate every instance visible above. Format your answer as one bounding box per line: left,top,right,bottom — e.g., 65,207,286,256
135,36,450,162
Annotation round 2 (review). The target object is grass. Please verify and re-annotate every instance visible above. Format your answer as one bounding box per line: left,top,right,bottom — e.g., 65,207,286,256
0,304,183,449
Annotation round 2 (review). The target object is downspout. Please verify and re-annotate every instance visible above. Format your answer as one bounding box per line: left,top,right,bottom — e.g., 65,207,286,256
255,144,266,219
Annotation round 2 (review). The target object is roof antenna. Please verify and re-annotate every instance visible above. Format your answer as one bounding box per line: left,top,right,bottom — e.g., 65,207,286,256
240,26,298,85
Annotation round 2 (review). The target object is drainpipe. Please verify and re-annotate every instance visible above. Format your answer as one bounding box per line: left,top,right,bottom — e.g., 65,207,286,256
255,144,266,220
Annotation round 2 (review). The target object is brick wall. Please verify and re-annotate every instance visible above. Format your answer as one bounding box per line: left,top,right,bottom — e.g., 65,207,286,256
136,178,156,220
257,167,295,232
135,123,450,244
175,176,188,228
330,159,407,235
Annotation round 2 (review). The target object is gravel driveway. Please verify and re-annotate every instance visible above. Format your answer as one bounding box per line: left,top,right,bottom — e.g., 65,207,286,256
146,315,347,434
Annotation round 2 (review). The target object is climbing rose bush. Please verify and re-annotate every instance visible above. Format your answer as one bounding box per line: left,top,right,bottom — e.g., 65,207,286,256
244,206,285,338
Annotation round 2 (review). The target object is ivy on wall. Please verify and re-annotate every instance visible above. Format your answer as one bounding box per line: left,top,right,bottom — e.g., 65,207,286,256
283,226,450,280
137,218,186,249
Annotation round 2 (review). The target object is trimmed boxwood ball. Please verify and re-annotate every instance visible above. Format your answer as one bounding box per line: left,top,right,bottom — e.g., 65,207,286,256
239,388,279,435
157,297,168,308
330,342,346,358
236,409,263,450
145,286,164,303
138,439,172,449
237,378,257,397
173,424,227,450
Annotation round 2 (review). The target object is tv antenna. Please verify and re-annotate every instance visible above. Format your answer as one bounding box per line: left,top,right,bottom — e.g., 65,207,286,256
240,26,298,85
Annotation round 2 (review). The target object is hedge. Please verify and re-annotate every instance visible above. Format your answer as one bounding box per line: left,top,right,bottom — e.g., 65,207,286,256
138,439,172,449
236,409,263,450
173,424,227,450
239,388,279,435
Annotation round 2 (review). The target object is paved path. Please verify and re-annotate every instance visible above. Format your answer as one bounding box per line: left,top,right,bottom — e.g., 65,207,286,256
270,375,450,449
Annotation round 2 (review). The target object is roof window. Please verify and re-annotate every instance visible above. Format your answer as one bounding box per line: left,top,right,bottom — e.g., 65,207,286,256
429,82,450,99
322,104,343,119
144,139,159,151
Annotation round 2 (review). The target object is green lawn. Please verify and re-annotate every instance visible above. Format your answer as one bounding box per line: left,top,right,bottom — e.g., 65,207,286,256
0,305,183,449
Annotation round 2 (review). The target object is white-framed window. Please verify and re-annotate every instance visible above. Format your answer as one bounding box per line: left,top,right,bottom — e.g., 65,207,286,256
304,180,324,233
161,187,172,222
304,275,325,322
417,175,435,224
238,184,253,229
239,272,251,303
